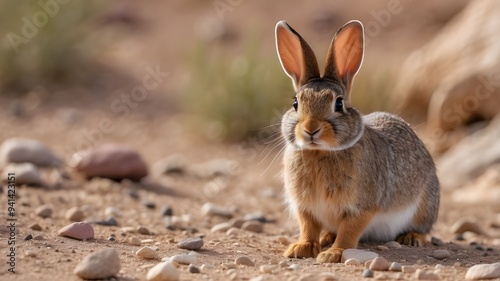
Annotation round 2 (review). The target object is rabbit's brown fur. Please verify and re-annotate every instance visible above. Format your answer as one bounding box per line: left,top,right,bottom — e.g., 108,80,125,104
275,20,440,263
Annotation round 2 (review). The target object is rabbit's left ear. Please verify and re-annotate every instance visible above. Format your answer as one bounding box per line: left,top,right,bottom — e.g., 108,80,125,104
324,20,364,96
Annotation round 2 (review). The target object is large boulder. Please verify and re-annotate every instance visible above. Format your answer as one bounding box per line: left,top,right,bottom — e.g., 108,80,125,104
395,0,500,149
73,144,148,181
437,116,500,189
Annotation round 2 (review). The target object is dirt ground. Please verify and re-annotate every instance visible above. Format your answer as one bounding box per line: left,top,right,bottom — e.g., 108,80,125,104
1,1,499,281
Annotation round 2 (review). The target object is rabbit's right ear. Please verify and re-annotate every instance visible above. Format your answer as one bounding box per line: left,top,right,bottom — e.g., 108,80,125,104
275,21,320,92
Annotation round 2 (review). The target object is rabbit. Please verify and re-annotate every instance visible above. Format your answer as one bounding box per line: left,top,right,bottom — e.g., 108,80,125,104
275,19,440,263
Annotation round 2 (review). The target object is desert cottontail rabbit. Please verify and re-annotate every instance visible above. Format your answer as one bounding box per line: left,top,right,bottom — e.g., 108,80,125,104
275,20,440,263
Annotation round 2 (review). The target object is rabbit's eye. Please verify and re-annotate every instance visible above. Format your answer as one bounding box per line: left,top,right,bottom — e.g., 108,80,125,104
334,97,343,112
293,97,298,111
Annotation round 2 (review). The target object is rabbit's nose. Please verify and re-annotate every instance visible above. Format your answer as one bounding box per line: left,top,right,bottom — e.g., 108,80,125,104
304,128,321,137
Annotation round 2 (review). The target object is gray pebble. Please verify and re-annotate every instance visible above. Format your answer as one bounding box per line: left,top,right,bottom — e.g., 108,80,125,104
137,226,150,235
95,217,118,226
241,221,264,233
244,212,268,223
35,205,53,218
24,234,33,241
177,237,204,250
389,262,402,272
431,236,444,246
432,249,451,260
235,256,255,267
188,264,201,273
162,205,173,216
362,268,374,278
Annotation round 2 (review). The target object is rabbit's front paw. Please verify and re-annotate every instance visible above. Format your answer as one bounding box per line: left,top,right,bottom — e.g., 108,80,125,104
396,232,425,247
283,241,321,258
316,247,344,263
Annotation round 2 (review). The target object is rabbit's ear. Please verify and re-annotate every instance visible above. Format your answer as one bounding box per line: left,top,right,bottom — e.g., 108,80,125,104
275,21,320,92
324,20,364,96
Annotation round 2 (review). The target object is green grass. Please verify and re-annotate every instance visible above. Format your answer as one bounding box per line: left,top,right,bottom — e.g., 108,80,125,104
0,1,108,94
181,38,292,141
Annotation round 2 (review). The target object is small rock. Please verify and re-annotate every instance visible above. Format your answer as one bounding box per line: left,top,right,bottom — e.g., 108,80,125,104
130,237,141,246
415,269,439,280
226,227,240,236
108,236,116,241
73,144,148,181
341,249,379,263
162,205,173,216
384,241,402,249
28,223,42,231
345,258,361,266
362,269,374,278
276,237,289,245
152,154,186,176
146,261,180,281
143,201,156,209
104,207,122,217
94,217,118,226
435,264,445,270
177,237,204,250
453,262,461,268
432,249,451,260
279,260,289,268
235,256,255,267
465,262,500,280
431,236,445,246
229,218,246,228
74,248,120,280
0,138,61,167
389,262,402,272
137,226,151,235
376,245,389,251
244,212,268,223
369,257,390,271
25,250,38,257
58,222,94,240
169,254,196,265
24,234,33,241
241,221,264,233
211,222,232,233
260,265,276,273
136,246,160,259
35,205,52,218
188,264,200,274
289,264,301,270
65,207,85,222
3,163,45,186
450,219,487,235
32,235,43,240
201,202,233,218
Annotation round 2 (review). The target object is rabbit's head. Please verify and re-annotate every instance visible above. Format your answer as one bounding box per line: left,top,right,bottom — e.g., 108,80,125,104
276,20,365,151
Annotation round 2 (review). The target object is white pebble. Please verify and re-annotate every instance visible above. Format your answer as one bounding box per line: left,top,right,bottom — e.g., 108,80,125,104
136,246,160,260
465,262,500,280
146,262,180,281
345,258,361,266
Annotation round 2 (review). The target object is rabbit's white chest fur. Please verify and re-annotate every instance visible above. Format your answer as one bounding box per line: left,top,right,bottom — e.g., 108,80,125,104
287,192,420,242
